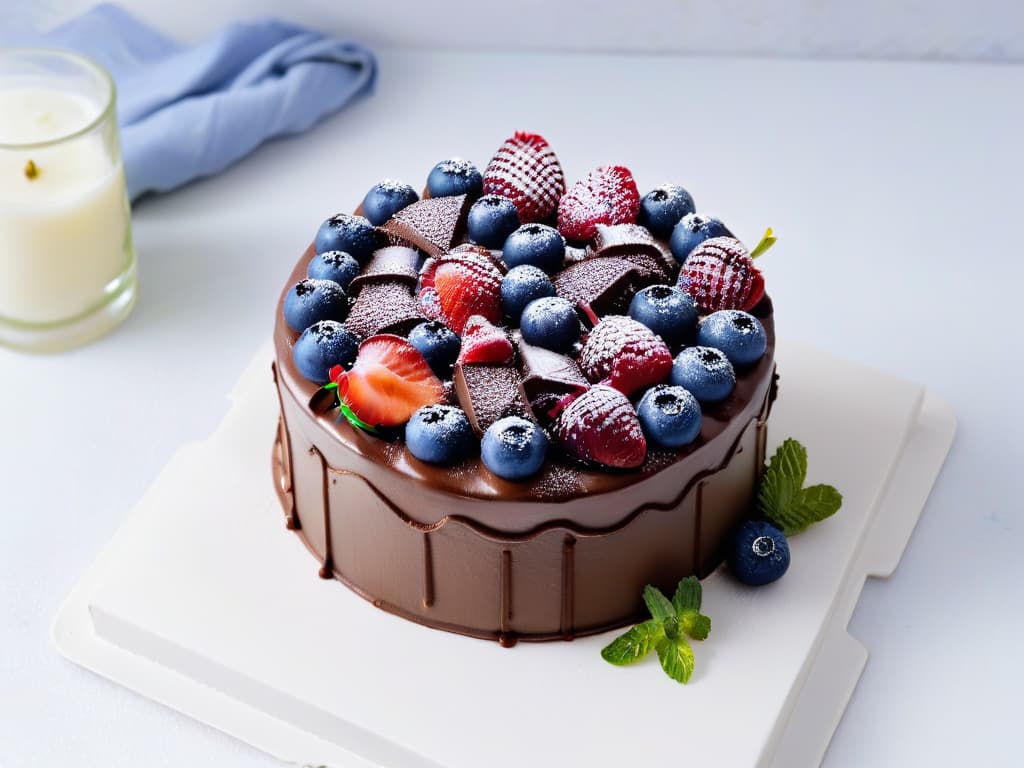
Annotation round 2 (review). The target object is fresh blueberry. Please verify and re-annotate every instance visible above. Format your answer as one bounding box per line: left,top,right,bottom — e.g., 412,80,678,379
292,320,359,383
361,179,419,226
314,213,377,262
467,194,520,249
427,158,483,199
670,346,736,403
636,385,702,449
307,250,360,290
628,285,699,346
728,520,790,586
408,320,461,379
697,310,767,366
405,404,475,465
519,297,581,353
481,416,548,480
500,265,556,322
638,184,696,238
669,213,732,264
283,278,348,333
502,223,566,274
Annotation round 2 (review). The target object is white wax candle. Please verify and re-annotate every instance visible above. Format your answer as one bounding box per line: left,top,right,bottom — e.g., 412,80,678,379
0,87,132,325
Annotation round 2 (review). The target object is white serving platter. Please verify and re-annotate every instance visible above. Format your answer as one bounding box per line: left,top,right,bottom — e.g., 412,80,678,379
53,340,955,768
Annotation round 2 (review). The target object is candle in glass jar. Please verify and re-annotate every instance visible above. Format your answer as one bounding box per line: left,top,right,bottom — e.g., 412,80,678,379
0,50,136,353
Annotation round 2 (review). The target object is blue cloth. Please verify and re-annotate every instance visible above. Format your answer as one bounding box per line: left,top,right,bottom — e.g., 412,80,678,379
31,4,377,199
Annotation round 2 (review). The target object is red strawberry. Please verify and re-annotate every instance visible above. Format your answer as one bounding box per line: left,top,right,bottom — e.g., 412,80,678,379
419,251,503,334
553,385,646,469
333,335,444,427
483,131,566,223
578,315,673,396
677,236,764,312
557,166,640,242
457,315,514,364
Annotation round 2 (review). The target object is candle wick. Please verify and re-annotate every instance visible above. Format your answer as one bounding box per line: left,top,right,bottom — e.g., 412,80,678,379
24,160,40,180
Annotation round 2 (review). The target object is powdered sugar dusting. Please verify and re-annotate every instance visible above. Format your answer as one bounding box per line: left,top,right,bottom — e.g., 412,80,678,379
557,166,641,241
678,236,762,312
554,385,646,468
483,132,566,223
579,315,672,390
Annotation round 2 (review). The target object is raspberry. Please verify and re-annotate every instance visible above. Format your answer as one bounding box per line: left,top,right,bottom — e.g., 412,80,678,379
557,166,641,242
553,385,646,469
457,315,514,364
678,237,764,312
578,315,673,396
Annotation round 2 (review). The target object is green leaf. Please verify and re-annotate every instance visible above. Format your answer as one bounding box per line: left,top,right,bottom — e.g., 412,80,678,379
338,402,378,434
655,635,695,684
785,484,843,535
643,585,675,623
672,576,702,616
757,439,808,528
601,620,663,666
749,227,777,259
680,611,711,641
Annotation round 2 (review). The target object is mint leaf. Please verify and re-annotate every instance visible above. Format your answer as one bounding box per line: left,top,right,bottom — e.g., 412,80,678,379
758,438,842,535
680,611,711,641
601,619,663,665
655,635,695,684
643,585,674,622
672,576,702,616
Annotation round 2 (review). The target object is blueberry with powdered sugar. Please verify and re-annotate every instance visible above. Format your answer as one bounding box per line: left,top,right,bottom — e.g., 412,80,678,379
466,194,520,249
427,158,483,199
408,321,461,379
520,296,580,353
638,183,696,238
405,404,475,465
697,310,767,366
502,223,566,274
362,179,419,226
314,213,377,262
669,213,732,264
307,250,359,291
283,278,348,332
628,285,699,346
500,265,556,322
292,320,359,383
670,346,736,404
637,385,702,449
481,416,548,480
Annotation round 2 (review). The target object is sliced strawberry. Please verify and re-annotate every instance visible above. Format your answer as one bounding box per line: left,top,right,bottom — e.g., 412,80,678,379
483,131,566,223
420,252,503,334
557,166,640,242
677,236,764,312
334,335,444,427
553,385,646,469
578,315,673,396
457,315,514,364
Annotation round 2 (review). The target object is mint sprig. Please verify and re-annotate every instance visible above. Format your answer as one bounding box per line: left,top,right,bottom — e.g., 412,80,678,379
601,576,710,685
757,438,842,535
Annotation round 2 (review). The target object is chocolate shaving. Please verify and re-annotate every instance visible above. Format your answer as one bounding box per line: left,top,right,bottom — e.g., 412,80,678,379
590,223,677,284
553,257,642,316
380,194,469,257
454,362,531,435
345,281,425,338
348,246,421,292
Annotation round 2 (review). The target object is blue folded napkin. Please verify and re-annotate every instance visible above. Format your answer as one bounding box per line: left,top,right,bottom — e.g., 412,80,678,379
26,4,377,199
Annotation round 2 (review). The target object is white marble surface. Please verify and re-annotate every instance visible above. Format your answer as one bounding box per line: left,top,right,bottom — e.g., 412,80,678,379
1,48,1022,767
14,0,1024,62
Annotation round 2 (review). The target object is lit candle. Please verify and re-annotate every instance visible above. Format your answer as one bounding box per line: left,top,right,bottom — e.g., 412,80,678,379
0,50,136,353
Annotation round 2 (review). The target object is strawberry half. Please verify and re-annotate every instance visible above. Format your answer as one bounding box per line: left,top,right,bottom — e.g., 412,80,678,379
457,315,514,364
677,236,765,313
333,335,444,427
557,165,641,242
419,251,503,334
483,131,566,223
553,385,646,469
578,315,673,396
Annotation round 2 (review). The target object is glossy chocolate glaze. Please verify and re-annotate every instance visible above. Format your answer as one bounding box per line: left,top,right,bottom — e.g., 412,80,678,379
272,242,776,644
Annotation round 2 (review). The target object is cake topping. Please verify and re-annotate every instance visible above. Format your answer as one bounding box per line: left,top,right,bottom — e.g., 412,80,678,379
482,131,566,224
500,264,556,322
454,362,530,436
578,315,673,396
407,320,461,379
426,158,483,199
379,194,469,258
697,310,767,366
501,223,566,274
480,415,549,481
638,183,696,239
292,319,360,384
314,213,378,263
590,223,676,284
333,334,444,428
552,257,642,317
557,165,641,242
627,284,699,347
348,246,421,291
678,236,765,313
419,250,503,335
404,404,476,466
466,194,520,249
668,212,732,264
669,346,736,404
553,385,646,469
345,281,425,338
361,179,419,226
283,278,348,333
519,296,582,353
636,384,703,449
457,315,514,365
517,335,589,405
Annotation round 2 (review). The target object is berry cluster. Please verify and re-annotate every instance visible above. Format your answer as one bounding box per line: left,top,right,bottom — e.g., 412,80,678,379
284,131,772,481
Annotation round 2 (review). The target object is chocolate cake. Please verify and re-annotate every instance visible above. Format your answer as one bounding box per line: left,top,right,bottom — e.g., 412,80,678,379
272,132,777,646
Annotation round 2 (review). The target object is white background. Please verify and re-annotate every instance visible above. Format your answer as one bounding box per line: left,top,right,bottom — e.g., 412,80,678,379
8,0,1024,62
1,3,1023,768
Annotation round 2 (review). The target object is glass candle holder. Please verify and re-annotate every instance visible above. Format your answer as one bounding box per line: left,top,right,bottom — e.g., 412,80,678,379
0,48,137,353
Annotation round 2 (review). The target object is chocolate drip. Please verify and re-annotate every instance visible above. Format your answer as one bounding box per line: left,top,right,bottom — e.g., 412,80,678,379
560,535,576,639
311,446,333,579
422,533,434,608
271,363,299,530
693,481,705,576
499,550,515,647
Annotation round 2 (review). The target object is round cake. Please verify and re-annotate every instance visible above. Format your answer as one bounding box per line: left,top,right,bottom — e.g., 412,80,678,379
272,131,777,645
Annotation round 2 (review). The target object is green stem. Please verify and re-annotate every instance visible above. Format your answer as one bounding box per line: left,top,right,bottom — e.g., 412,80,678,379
750,227,777,259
